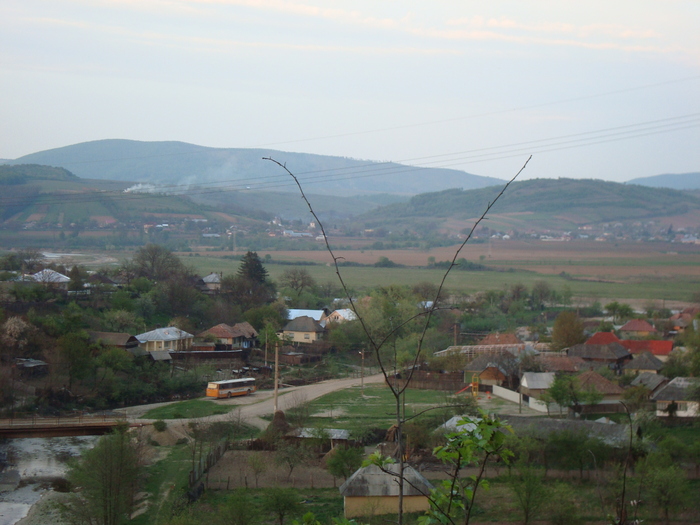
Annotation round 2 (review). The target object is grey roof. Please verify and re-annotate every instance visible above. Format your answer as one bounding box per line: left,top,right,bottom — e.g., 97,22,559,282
567,343,631,361
521,372,555,390
500,415,632,447
339,463,433,497
283,316,325,333
136,327,194,343
622,352,663,371
149,350,172,361
287,309,326,321
295,428,350,440
202,272,221,283
630,372,668,392
651,377,700,402
32,269,70,283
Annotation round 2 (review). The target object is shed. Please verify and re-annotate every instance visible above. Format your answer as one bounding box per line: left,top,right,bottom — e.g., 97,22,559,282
520,372,555,397
339,463,433,518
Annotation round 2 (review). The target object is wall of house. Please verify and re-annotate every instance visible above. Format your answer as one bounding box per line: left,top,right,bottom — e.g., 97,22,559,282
655,400,700,417
284,331,321,343
344,496,429,518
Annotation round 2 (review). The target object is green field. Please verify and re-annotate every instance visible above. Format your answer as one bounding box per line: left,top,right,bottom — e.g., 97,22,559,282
178,253,700,303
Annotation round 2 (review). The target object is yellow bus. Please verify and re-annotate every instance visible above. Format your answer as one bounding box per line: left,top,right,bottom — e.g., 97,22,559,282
206,378,256,398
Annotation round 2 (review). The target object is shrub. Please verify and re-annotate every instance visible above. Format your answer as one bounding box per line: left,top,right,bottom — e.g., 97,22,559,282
153,419,167,432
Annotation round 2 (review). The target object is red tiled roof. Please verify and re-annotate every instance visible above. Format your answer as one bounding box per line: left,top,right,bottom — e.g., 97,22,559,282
586,332,620,345
477,333,522,346
620,339,673,356
577,370,624,395
619,319,657,333
198,323,237,339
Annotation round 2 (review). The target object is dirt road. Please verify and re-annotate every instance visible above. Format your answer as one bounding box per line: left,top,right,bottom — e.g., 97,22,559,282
123,373,387,430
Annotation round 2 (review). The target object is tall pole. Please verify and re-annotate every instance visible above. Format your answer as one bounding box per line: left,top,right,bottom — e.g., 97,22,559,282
361,345,365,396
273,341,279,413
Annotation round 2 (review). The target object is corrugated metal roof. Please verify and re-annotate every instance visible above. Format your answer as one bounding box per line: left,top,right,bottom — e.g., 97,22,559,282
136,327,194,342
651,377,700,402
521,372,555,390
339,463,433,497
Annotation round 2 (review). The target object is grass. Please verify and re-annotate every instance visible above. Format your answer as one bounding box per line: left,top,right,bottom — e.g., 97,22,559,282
132,443,193,525
143,398,235,419
304,385,464,431
176,252,700,302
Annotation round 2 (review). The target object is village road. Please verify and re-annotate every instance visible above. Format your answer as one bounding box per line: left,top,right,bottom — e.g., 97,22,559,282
120,373,387,430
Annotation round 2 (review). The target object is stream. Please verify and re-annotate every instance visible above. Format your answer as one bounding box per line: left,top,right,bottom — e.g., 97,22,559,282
0,436,97,525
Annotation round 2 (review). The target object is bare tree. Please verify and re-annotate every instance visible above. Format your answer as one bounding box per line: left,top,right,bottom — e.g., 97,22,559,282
265,156,530,524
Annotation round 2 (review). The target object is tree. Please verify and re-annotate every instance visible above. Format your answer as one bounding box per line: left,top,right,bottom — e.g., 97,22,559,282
248,452,268,488
509,462,547,525
132,244,185,281
420,411,514,525
326,446,363,481
263,488,301,525
280,268,316,298
550,311,585,351
275,442,313,481
647,465,690,525
57,331,94,390
62,424,143,525
238,251,270,284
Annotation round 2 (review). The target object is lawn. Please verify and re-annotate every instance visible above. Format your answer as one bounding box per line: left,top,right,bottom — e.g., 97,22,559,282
303,385,466,432
143,398,235,419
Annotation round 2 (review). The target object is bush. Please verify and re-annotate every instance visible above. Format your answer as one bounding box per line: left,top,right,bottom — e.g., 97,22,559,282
153,419,167,432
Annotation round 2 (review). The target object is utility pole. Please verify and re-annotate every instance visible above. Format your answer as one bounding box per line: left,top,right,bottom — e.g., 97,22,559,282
273,341,279,413
360,344,365,396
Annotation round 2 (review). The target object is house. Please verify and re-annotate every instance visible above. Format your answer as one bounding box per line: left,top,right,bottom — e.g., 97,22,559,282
621,352,664,375
576,370,624,404
651,377,700,417
630,372,668,396
197,322,258,349
586,332,621,345
536,355,585,373
520,372,555,398
433,332,541,360
281,316,325,344
339,463,433,518
464,352,518,388
669,307,700,334
619,340,674,362
31,269,70,289
135,327,194,352
325,309,357,323
287,309,329,322
200,272,222,293
89,331,140,352
619,319,657,339
567,343,632,371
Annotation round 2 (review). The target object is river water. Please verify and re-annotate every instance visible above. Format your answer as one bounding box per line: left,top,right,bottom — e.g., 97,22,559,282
0,436,97,525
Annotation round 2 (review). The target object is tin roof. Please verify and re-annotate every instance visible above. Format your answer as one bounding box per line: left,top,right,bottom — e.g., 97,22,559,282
339,463,433,497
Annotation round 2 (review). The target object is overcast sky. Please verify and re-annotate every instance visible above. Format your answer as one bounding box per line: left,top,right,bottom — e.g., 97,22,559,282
1,1,699,182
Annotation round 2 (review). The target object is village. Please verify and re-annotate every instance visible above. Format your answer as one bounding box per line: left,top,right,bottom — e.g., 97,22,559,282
0,244,698,525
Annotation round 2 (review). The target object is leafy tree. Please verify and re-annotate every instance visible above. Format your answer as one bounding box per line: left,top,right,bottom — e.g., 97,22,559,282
247,452,268,488
62,424,142,525
326,446,363,481
218,490,259,525
263,488,301,525
419,411,513,525
280,268,316,298
132,243,185,281
646,465,690,524
550,311,585,351
275,442,313,481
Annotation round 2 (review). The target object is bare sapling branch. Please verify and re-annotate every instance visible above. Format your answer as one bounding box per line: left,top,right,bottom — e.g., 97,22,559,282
264,155,530,524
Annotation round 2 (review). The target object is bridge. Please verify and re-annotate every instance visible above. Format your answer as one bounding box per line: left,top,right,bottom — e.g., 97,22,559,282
0,413,130,438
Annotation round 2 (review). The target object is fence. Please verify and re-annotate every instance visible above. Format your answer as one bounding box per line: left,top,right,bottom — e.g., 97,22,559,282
189,441,228,489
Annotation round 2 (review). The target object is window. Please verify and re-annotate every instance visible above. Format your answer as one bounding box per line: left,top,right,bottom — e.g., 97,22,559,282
304,333,310,340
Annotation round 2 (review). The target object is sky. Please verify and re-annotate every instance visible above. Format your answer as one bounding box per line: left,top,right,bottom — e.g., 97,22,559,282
1,1,699,183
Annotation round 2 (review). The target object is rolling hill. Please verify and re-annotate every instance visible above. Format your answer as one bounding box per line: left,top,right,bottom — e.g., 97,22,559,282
5,139,504,197
626,172,700,190
355,178,700,234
